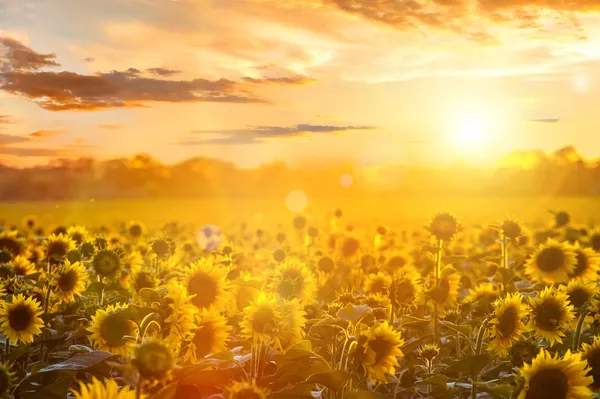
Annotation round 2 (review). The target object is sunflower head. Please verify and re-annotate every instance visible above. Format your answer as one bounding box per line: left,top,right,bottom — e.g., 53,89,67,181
46,233,75,262
226,381,269,399
425,212,460,241
509,338,540,368
0,231,23,257
151,237,174,259
528,286,575,346
417,343,440,361
340,237,360,258
51,260,89,303
0,294,44,344
132,339,173,381
67,225,88,245
240,293,282,346
487,292,530,357
317,256,335,274
561,279,595,310
269,258,316,303
363,272,391,296
467,282,499,317
361,293,391,321
72,377,137,399
517,349,592,399
553,211,570,228
525,239,576,283
388,268,422,311
9,255,36,277
568,242,600,281
130,267,158,297
22,216,37,230
582,336,600,390
128,222,145,239
92,249,122,278
279,298,308,350
183,307,231,363
590,231,600,252
88,303,138,357
501,219,523,240
354,321,404,384
293,216,307,230
424,266,461,308
183,259,229,310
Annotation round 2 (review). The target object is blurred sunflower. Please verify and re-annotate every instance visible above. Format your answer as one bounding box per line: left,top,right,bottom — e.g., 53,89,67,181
225,381,269,399
67,225,88,245
183,259,229,310
425,212,460,241
356,321,404,384
363,272,391,296
501,219,523,240
0,294,44,344
162,283,198,353
362,293,391,321
72,377,137,399
129,266,158,300
269,258,316,303
561,279,595,310
21,215,38,231
279,298,307,351
88,303,138,357
92,249,122,279
509,338,540,368
425,266,461,308
132,339,173,381
528,286,575,346
417,343,440,361
467,282,499,317
127,221,145,239
388,268,422,311
46,233,75,262
240,293,282,346
517,349,591,399
525,239,576,284
9,255,36,277
568,242,600,281
487,293,530,357
182,307,231,363
581,336,600,391
51,260,89,303
0,230,23,257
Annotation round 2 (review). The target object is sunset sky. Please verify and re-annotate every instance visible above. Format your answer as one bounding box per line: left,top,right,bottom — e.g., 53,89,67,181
1,0,600,167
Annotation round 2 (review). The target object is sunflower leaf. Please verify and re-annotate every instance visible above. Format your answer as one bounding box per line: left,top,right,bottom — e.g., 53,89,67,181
418,374,448,387
336,304,373,325
445,354,491,377
35,351,116,375
344,391,390,399
439,321,473,343
307,370,349,391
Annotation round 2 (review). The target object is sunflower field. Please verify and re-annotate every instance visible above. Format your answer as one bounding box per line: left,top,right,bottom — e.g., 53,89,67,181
0,210,599,399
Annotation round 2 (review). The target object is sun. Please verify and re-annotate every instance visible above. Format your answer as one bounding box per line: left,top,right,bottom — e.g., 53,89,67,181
454,110,489,149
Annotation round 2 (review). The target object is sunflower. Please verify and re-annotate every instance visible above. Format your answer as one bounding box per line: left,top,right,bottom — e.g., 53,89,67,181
240,293,282,346
356,321,404,384
487,292,530,357
528,286,575,346
0,294,44,344
9,255,36,277
0,230,23,257
88,303,138,357
509,338,541,368
182,307,231,364
424,266,461,308
501,219,523,240
225,381,269,399
362,293,391,321
269,257,316,303
389,268,422,311
525,239,576,284
363,272,391,296
279,298,307,351
67,225,88,245
129,266,158,300
72,377,137,399
561,279,595,311
132,339,173,381
22,215,38,231
182,259,229,310
581,336,600,391
46,233,75,262
467,282,499,317
51,260,89,303
92,249,122,279
162,283,198,353
568,242,600,281
128,222,145,239
0,362,16,397
425,212,460,242
517,349,591,399
417,343,440,361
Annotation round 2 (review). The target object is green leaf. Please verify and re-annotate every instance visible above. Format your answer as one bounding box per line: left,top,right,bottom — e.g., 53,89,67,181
337,304,373,325
6,344,30,362
307,370,349,391
269,382,316,398
345,391,390,399
36,351,116,375
85,281,106,294
287,340,312,353
439,321,473,342
112,305,154,326
20,374,76,399
446,354,491,376
418,374,448,387
139,288,161,303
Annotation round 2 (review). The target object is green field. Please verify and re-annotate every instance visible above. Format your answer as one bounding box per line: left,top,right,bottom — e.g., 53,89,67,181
2,196,600,230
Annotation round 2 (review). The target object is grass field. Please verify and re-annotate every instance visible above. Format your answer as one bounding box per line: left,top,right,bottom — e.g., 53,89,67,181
2,196,600,229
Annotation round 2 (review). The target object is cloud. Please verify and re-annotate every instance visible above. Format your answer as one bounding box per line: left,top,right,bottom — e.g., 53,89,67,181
526,118,561,123
0,37,60,71
0,134,29,145
0,38,314,111
185,124,377,144
0,115,13,124
98,124,121,130
147,67,181,77
0,147,60,156
29,129,67,138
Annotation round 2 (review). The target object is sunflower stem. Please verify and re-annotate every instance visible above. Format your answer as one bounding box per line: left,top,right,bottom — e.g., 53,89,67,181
5,338,9,356
136,376,143,399
42,284,53,363
475,318,489,355
573,309,588,352
434,239,443,344
501,234,508,269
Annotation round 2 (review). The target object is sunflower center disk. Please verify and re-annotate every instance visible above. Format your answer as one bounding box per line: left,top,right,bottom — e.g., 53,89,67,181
188,273,218,308
101,315,134,347
58,270,78,292
536,247,566,273
535,301,562,331
8,305,33,332
525,368,568,399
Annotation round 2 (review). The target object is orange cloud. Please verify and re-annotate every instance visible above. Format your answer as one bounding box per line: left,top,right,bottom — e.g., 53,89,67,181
29,130,67,138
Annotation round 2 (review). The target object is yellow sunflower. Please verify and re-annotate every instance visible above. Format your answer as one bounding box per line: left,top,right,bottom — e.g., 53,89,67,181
357,321,404,384
0,294,44,344
517,349,592,399
182,307,231,364
129,265,158,300
467,282,499,317
67,225,88,245
0,230,23,257
487,292,530,357
127,221,145,239
162,283,198,354
581,336,600,391
22,215,38,231
225,381,269,399
279,298,308,351
389,268,422,311
88,303,138,357
132,339,174,381
240,293,283,346
525,239,576,284
72,377,138,399
425,266,461,309
269,257,316,304
9,255,36,277
51,260,89,303
362,293,391,321
46,233,75,262
568,242,600,281
182,259,229,310
363,272,391,296
561,279,596,311
425,212,460,242
528,286,575,346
